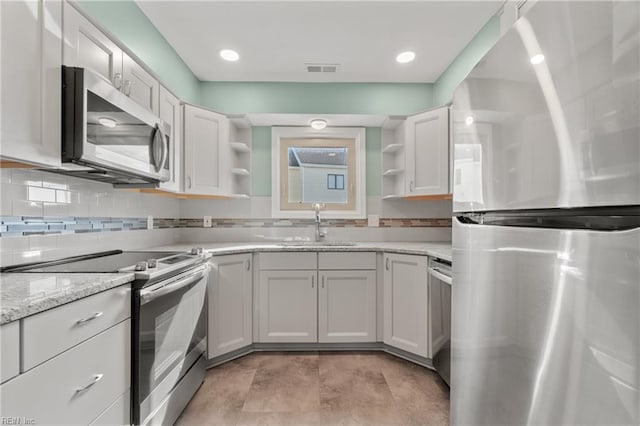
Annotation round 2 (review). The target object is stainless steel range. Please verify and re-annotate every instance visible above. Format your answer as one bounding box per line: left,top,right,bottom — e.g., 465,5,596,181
2,249,211,425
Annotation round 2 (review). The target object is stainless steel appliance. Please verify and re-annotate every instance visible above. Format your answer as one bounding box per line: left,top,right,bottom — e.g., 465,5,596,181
2,249,211,425
60,66,170,186
451,1,639,425
428,258,451,386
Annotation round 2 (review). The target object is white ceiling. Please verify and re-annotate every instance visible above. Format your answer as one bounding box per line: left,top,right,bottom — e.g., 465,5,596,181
136,1,503,83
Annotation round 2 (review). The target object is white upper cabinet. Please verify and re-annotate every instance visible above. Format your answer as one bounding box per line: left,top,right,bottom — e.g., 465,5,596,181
383,253,430,358
404,106,450,196
158,86,182,192
0,0,62,167
183,104,230,196
208,254,253,358
62,3,158,115
62,2,123,88
122,53,159,115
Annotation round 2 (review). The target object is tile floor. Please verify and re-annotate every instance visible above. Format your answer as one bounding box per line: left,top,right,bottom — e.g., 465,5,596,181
176,351,449,425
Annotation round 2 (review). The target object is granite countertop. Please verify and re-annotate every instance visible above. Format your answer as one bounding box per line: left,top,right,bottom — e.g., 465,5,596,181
149,241,453,262
0,241,450,326
0,273,135,325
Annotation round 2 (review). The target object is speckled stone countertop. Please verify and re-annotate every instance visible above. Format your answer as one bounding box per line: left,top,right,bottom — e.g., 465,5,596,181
0,273,135,325
148,241,453,262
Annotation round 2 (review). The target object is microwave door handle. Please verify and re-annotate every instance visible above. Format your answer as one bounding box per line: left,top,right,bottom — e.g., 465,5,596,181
140,268,208,305
160,126,169,173
151,124,166,172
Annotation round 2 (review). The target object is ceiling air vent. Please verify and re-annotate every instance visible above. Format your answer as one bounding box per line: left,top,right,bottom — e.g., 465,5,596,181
305,63,340,73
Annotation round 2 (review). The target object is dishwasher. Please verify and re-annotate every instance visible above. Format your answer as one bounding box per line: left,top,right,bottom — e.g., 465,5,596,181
429,258,452,386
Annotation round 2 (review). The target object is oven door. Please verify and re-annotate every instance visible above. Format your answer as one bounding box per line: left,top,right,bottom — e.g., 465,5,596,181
134,264,208,424
62,66,170,182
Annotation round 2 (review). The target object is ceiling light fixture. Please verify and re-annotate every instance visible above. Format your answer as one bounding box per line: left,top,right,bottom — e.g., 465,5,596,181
98,117,117,128
396,51,416,64
465,116,474,126
220,49,239,62
530,54,545,65
310,119,327,130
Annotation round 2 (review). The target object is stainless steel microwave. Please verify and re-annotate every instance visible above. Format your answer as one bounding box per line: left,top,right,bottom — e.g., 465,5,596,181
60,66,170,186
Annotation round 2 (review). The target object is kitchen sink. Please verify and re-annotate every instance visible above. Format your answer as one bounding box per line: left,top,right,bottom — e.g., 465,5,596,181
276,241,358,247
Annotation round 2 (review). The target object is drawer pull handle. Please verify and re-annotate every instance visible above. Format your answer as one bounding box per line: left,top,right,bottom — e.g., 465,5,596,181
75,374,104,393
76,312,103,325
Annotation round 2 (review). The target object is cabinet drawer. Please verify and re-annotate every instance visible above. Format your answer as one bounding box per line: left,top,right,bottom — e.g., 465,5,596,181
319,252,376,270
259,252,317,270
1,319,130,425
22,285,131,371
90,390,130,425
1,321,19,383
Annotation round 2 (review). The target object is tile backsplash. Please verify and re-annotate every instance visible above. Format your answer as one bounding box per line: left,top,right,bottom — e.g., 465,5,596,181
0,169,452,266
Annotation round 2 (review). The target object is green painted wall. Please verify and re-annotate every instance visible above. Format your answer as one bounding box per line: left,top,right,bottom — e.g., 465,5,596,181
75,0,201,104
251,127,272,196
365,128,382,196
251,127,382,197
200,82,433,115
432,15,501,106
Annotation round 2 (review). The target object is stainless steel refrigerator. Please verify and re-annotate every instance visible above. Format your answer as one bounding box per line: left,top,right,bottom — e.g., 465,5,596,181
451,1,639,425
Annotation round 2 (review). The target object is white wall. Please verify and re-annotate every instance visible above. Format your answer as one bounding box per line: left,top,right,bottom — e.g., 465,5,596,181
301,166,347,203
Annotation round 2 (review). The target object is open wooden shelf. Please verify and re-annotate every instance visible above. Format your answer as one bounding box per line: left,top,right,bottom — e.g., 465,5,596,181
382,168,404,177
230,142,251,153
382,144,404,154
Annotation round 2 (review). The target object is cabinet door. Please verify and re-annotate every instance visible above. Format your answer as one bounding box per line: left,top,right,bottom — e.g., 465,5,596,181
158,86,182,192
405,107,450,196
62,2,123,88
258,270,317,343
0,0,61,167
122,53,159,115
383,253,430,357
208,254,253,358
318,270,376,343
183,105,230,196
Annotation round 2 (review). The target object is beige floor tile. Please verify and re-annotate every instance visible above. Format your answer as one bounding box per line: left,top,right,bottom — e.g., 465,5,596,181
177,351,449,426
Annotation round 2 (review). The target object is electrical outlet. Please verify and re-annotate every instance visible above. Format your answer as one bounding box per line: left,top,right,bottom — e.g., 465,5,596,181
368,214,380,227
147,215,154,230
203,216,212,228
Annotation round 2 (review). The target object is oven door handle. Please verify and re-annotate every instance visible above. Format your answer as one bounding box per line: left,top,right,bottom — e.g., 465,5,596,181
140,266,208,305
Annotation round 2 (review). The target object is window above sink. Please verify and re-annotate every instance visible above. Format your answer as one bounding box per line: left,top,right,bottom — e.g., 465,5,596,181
271,127,367,219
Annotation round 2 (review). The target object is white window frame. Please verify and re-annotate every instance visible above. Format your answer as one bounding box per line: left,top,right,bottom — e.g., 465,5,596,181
271,126,367,219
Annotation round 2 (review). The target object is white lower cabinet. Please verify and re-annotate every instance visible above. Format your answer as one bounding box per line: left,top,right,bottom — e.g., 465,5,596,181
258,270,318,343
208,254,253,358
1,319,131,425
383,253,430,358
318,270,376,343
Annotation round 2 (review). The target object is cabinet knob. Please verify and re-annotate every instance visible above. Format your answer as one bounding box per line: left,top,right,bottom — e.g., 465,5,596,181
114,73,122,89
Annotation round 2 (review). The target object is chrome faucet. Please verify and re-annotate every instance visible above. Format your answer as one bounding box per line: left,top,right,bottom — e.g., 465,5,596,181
313,203,326,242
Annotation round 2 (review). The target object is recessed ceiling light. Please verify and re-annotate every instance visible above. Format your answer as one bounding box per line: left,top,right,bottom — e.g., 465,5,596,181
465,116,474,126
328,152,336,157
396,51,416,64
98,117,117,128
530,54,545,65
310,119,327,130
220,49,239,62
